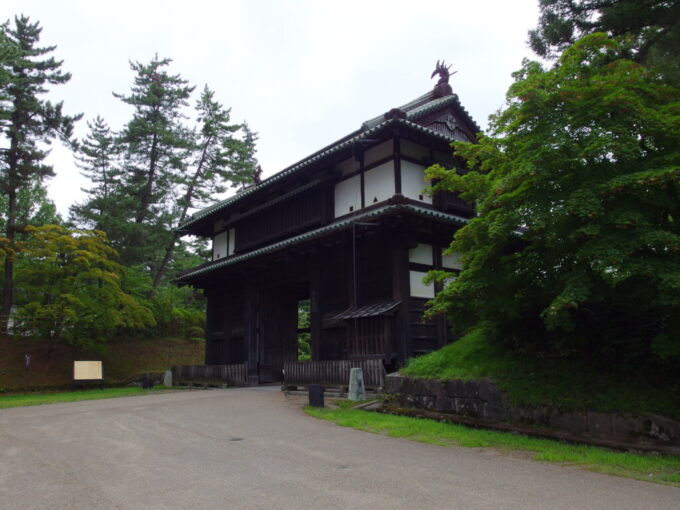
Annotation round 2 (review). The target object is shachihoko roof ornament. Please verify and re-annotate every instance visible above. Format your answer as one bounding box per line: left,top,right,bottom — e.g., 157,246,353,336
431,60,457,98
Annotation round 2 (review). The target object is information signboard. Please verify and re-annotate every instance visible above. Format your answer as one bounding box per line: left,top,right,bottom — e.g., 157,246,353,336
73,361,103,381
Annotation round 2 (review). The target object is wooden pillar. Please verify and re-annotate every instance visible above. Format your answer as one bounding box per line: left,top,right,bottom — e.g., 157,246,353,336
393,134,402,195
347,231,356,308
204,287,229,365
358,151,366,209
392,243,412,364
310,263,322,361
203,288,216,364
243,285,259,385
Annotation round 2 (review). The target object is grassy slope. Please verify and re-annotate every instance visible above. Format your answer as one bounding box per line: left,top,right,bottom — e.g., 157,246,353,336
402,328,680,420
306,406,680,486
0,335,204,392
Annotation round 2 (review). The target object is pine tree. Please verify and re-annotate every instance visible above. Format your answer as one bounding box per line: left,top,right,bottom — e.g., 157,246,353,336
151,86,257,288
113,55,194,267
529,0,680,79
69,116,127,243
0,16,81,332
0,177,62,233
237,121,260,186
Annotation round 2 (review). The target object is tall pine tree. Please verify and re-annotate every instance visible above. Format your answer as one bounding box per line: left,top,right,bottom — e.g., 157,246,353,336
152,86,257,288
0,16,80,332
113,56,194,268
70,115,124,238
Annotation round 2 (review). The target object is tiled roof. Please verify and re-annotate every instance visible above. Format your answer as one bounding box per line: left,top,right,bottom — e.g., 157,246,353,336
178,117,458,231
361,91,481,133
175,204,467,282
333,301,401,320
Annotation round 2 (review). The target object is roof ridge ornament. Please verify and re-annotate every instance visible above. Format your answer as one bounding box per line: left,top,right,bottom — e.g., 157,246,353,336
431,60,456,98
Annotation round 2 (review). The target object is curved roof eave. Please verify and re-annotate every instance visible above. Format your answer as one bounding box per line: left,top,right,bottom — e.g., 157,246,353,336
178,118,457,232
176,203,468,283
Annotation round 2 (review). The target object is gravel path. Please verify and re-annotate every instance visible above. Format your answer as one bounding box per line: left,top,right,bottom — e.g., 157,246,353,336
0,387,677,509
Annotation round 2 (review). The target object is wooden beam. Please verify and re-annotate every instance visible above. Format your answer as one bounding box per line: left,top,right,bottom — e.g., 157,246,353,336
310,263,322,361
393,135,402,194
243,285,259,385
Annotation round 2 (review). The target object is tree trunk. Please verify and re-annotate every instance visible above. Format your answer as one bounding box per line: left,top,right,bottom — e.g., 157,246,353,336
151,138,211,290
0,189,17,333
135,131,159,224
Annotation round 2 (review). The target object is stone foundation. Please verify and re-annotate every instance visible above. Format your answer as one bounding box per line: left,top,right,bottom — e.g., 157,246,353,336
384,374,680,449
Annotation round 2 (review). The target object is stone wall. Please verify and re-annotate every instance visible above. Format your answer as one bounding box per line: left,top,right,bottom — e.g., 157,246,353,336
384,374,680,449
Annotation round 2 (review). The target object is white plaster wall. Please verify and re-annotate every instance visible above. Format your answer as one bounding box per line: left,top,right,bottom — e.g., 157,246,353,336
228,228,236,256
401,139,429,161
409,243,433,266
442,250,463,270
213,230,228,260
409,270,435,299
364,140,394,166
401,160,432,204
364,161,395,205
336,156,359,176
334,174,361,217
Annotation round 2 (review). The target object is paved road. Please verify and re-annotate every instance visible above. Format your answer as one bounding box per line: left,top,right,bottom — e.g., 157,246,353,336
0,387,677,510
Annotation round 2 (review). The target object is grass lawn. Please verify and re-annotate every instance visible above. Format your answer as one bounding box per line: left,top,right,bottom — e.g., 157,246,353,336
401,327,680,420
0,386,173,409
306,405,680,487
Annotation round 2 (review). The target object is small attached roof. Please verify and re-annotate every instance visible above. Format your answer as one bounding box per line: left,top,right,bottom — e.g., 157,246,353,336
333,301,401,320
178,88,480,234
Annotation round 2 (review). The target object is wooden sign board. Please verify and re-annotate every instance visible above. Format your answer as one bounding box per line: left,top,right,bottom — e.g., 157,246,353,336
73,361,103,381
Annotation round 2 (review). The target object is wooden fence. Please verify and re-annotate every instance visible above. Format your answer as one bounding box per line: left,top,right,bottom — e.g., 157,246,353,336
283,359,386,389
172,364,248,387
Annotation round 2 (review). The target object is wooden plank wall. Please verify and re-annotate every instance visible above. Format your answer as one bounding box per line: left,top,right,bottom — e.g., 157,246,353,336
236,191,328,252
172,364,248,386
282,359,386,388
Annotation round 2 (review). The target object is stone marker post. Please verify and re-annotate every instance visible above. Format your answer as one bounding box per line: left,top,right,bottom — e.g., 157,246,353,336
348,367,365,401
163,370,173,387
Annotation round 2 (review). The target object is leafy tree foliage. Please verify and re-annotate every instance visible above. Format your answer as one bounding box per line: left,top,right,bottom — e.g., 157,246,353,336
13,225,155,355
0,15,81,331
426,34,680,365
0,177,62,233
297,300,311,361
529,0,680,79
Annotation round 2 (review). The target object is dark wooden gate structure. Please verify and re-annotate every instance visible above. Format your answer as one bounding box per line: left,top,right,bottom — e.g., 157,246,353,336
176,71,479,384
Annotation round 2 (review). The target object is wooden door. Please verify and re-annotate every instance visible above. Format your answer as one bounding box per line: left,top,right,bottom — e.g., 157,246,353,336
257,289,298,383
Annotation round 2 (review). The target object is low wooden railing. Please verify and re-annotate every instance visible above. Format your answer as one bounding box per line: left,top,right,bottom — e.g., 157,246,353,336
172,364,248,386
283,359,386,389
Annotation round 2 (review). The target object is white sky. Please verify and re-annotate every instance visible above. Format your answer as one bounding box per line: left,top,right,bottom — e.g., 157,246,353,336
4,0,540,217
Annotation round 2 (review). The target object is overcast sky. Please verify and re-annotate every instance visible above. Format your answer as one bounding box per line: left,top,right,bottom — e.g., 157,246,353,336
4,0,540,217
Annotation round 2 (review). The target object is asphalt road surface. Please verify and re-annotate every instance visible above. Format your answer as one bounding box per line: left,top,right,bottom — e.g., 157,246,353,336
0,387,677,509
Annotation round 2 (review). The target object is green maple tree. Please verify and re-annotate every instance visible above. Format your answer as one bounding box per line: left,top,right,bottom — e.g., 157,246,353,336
426,34,680,365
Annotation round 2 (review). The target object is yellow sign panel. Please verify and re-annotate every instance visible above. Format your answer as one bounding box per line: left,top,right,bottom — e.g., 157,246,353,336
73,361,103,380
